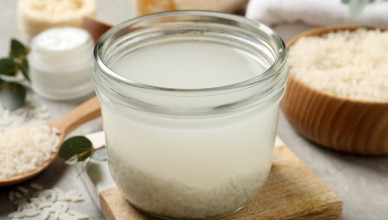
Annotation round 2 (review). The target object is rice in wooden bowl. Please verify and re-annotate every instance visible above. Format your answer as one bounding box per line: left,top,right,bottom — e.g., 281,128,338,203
281,26,388,155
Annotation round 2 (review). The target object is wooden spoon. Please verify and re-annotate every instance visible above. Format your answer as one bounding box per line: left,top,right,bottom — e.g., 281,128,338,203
0,96,101,187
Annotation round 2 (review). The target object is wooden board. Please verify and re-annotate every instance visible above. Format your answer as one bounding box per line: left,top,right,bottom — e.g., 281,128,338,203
100,146,343,220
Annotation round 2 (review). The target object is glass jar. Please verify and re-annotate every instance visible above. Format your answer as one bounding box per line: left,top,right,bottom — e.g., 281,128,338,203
93,11,288,219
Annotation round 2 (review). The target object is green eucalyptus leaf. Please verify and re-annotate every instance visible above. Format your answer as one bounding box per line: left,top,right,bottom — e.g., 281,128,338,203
92,146,107,161
58,136,93,162
0,82,26,110
19,58,30,81
10,39,29,59
348,0,373,17
0,58,18,76
65,155,79,165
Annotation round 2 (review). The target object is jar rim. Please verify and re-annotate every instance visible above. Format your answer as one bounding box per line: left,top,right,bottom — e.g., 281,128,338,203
94,10,287,93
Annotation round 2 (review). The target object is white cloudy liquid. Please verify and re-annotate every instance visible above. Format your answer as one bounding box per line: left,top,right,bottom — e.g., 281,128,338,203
111,42,267,88
102,41,280,218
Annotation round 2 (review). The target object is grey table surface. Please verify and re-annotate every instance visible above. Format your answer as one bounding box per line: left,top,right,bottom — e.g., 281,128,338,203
0,0,387,219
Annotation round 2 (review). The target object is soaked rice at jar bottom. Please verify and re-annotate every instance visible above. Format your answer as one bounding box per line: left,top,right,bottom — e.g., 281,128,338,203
108,150,271,219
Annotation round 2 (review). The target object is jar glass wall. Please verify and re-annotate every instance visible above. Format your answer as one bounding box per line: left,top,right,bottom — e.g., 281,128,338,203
93,11,288,219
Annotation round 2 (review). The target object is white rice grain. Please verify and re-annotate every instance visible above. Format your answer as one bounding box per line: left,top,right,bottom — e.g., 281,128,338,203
76,214,89,220
0,123,59,179
14,192,22,199
13,198,26,206
39,201,52,209
16,186,28,194
8,191,15,201
22,209,39,217
42,211,50,220
30,198,41,206
57,195,70,202
30,183,44,190
8,186,88,220
71,196,84,202
54,210,60,219
8,211,25,218
288,28,388,101
51,191,57,202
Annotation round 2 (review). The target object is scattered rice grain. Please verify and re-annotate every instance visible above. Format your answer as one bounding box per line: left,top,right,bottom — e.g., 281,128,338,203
14,192,22,199
51,191,57,202
13,198,26,205
8,211,25,218
71,196,84,202
76,214,89,220
38,201,52,209
30,183,44,190
8,191,15,201
42,211,49,220
16,186,28,194
54,210,60,219
22,209,39,217
7,185,88,220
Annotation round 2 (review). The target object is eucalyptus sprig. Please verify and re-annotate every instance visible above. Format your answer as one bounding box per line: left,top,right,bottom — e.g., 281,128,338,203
342,0,380,17
0,39,30,110
58,136,107,166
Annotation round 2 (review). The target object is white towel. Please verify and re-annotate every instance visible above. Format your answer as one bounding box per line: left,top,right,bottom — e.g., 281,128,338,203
246,0,388,27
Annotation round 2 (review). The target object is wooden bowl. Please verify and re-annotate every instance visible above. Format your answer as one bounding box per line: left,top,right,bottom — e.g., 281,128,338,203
281,26,388,155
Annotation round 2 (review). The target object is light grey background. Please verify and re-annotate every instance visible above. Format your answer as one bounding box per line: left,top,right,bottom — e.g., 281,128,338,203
0,0,387,219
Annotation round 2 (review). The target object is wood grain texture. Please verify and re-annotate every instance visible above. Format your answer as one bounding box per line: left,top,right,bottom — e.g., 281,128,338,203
100,145,343,220
49,96,101,136
281,25,388,155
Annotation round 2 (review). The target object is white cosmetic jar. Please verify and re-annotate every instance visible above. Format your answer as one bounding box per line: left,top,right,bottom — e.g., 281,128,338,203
29,27,94,100
93,11,288,219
